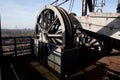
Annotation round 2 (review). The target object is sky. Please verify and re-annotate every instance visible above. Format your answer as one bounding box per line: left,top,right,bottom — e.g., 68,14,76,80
0,0,118,29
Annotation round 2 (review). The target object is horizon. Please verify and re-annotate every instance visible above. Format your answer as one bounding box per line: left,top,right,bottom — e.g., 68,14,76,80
0,0,118,29
1,27,34,30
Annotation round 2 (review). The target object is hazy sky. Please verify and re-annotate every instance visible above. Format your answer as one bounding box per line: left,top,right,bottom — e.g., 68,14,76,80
0,0,118,29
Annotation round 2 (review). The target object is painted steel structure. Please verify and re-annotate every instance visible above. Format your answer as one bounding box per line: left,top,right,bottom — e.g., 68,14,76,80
34,0,120,78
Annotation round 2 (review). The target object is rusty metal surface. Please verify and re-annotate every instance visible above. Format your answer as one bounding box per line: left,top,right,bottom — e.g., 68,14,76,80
99,49,120,72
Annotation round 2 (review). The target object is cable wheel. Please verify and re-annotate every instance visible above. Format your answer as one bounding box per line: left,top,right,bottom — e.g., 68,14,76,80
75,30,105,54
35,5,74,53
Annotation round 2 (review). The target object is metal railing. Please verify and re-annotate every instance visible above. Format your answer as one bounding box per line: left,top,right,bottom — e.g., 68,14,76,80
1,36,34,57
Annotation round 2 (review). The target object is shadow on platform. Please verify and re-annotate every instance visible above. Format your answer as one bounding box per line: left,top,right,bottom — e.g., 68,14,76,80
1,50,120,80
1,54,47,80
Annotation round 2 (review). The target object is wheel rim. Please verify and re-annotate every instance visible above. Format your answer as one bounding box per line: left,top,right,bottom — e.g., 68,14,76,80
35,5,73,53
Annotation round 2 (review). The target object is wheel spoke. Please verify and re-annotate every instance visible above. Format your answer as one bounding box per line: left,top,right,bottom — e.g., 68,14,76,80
88,37,93,43
47,16,59,32
51,38,57,44
37,23,42,30
56,29,62,34
41,13,45,26
45,10,49,29
37,23,47,32
55,38,62,44
47,34,62,38
90,40,98,45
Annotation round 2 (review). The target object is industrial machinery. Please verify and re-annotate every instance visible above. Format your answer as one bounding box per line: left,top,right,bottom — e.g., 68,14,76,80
34,0,120,78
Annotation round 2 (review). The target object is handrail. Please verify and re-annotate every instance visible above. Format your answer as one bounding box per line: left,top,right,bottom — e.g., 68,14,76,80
2,36,32,39
1,36,33,57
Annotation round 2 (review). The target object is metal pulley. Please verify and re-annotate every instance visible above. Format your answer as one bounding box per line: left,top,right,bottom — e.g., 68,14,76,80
35,5,74,54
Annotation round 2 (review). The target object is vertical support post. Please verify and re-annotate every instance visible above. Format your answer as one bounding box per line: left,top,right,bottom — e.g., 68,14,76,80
87,0,94,12
60,53,65,80
117,0,120,13
31,38,34,56
0,14,3,80
43,43,48,66
0,15,3,60
82,0,87,16
38,42,43,64
92,0,96,12
14,38,17,57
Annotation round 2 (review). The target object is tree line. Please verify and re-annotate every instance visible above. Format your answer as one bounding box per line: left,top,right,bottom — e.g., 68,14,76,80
1,29,34,37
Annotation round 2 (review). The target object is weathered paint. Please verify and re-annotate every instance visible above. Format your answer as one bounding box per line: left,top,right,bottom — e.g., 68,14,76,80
74,12,120,40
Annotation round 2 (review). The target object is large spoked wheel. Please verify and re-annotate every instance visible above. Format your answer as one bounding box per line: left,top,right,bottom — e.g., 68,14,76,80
75,30,107,55
35,5,73,53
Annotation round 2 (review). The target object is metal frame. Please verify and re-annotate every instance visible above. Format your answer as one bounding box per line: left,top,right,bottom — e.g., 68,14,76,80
35,5,74,50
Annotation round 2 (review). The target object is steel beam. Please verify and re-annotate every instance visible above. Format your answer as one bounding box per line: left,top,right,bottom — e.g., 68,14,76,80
82,0,87,16
117,0,120,13
82,0,94,16
87,0,94,12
